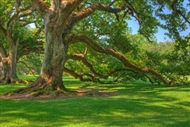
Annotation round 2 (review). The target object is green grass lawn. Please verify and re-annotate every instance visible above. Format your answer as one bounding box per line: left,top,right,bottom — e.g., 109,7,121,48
0,76,190,127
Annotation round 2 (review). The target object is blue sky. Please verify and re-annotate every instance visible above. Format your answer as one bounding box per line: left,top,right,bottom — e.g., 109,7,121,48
127,18,189,43
127,19,170,42
127,0,190,43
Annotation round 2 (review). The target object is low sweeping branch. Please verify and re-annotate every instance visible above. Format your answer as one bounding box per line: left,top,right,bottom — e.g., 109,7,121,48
68,34,171,86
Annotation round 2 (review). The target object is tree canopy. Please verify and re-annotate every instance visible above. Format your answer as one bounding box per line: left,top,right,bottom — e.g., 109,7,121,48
0,0,189,97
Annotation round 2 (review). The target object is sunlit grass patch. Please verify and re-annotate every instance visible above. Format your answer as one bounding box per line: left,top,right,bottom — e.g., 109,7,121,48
0,75,190,127
0,84,27,94
18,75,38,82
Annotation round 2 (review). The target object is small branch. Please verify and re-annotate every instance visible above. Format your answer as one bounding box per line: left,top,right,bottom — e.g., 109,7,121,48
19,5,32,12
109,0,116,6
176,10,190,25
18,61,37,77
19,10,33,18
124,0,141,24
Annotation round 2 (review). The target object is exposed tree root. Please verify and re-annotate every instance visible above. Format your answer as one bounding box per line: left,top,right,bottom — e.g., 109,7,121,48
0,75,118,100
0,79,118,100
0,77,62,99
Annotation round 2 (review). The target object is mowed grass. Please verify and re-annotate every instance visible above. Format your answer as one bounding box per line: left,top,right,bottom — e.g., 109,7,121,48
0,76,190,127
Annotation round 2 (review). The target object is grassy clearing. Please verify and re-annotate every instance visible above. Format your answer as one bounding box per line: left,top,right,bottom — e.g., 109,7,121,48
0,76,190,127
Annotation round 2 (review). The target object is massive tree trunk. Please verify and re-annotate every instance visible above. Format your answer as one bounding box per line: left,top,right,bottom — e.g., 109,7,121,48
23,0,82,93
36,31,68,90
14,28,69,94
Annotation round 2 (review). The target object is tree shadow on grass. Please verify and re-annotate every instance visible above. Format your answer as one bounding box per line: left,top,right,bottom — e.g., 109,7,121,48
1,87,190,127
1,79,190,126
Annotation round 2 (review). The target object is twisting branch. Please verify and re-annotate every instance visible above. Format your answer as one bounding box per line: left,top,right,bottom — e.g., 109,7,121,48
67,51,108,79
64,67,99,82
176,10,190,25
170,0,190,25
64,2,127,34
68,34,170,86
64,67,82,79
124,0,141,24
7,12,18,30
18,61,37,77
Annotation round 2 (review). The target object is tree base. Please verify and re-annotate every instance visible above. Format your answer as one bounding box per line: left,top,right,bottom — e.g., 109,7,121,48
0,77,118,100
0,88,118,100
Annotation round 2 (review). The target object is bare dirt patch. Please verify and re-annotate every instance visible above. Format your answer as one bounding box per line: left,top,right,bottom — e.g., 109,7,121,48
0,88,119,101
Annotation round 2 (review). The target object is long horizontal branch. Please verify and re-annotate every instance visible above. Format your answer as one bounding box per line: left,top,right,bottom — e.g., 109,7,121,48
68,34,170,86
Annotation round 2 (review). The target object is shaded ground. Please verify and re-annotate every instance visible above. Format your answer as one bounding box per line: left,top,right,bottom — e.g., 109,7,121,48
0,88,118,100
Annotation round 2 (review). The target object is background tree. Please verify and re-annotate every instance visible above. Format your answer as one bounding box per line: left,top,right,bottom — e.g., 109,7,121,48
0,0,43,83
0,0,30,83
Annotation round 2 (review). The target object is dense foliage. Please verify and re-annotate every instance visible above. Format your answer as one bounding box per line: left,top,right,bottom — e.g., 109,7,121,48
0,0,189,93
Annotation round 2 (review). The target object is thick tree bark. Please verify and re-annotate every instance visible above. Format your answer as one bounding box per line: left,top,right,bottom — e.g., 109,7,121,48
38,31,67,90
27,0,82,92
17,30,69,93
17,0,127,95
0,42,18,83
0,57,6,80
9,42,18,80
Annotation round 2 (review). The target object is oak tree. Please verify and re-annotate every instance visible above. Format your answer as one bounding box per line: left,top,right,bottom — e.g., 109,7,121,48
10,0,189,96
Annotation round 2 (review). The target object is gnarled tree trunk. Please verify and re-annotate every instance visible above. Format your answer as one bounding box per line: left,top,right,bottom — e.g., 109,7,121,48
22,0,81,94
33,31,68,91
0,42,18,84
8,42,18,80
15,29,69,94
